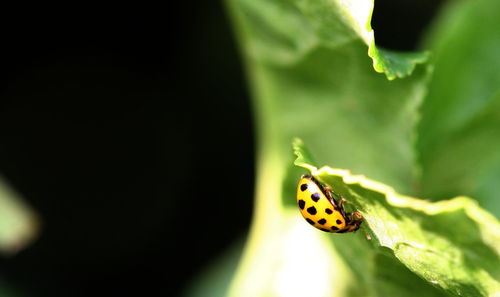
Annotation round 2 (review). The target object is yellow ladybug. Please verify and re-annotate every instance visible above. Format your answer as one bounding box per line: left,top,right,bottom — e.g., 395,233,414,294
297,175,363,233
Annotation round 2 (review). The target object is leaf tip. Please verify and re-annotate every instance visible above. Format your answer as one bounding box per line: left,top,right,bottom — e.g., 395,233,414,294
368,41,430,80
292,138,317,172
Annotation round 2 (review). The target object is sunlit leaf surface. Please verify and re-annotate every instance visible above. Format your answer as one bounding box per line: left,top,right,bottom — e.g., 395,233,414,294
187,0,500,296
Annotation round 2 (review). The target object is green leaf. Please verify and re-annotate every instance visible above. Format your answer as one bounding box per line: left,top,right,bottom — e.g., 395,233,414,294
0,177,39,254
370,47,429,80
226,0,433,199
228,0,427,79
223,0,432,295
193,0,500,296
294,140,500,297
417,0,500,217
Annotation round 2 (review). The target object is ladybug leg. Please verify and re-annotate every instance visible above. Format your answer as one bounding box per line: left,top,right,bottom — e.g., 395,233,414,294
339,198,347,213
324,187,338,205
326,188,351,219
325,185,343,202
351,212,363,219
349,212,363,225
344,211,361,227
328,191,349,217
324,187,333,199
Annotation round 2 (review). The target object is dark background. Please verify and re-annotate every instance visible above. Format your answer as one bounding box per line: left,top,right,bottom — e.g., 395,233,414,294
0,1,443,297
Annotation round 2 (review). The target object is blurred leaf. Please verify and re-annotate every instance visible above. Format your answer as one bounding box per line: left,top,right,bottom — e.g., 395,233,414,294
230,0,427,79
183,242,243,297
295,140,500,297
0,177,39,254
417,0,500,216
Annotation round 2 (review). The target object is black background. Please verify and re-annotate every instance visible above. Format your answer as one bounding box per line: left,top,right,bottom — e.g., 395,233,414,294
0,1,443,297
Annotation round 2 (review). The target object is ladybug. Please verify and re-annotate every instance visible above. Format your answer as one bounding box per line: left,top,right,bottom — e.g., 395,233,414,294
296,175,363,233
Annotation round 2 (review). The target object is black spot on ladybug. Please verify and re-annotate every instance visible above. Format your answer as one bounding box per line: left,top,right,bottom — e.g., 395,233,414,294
306,218,315,225
336,219,342,225
300,184,308,191
317,218,327,225
298,200,305,210
331,226,339,231
311,193,321,202
337,228,349,233
325,208,333,214
307,206,317,215
319,228,330,232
